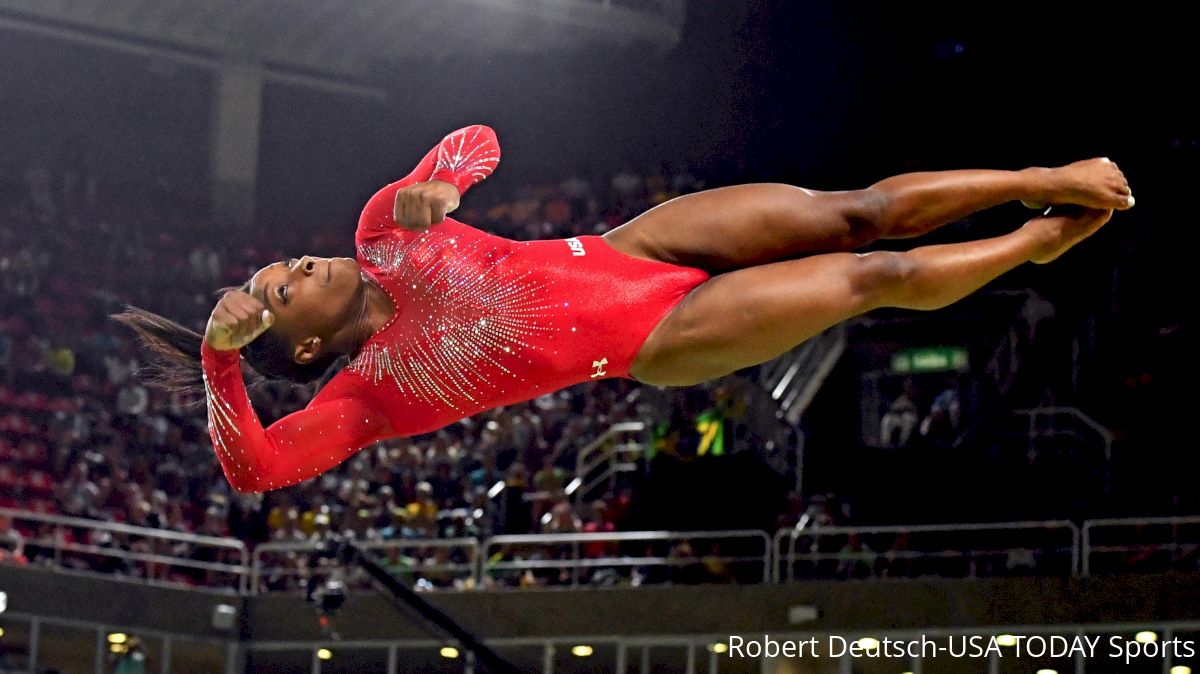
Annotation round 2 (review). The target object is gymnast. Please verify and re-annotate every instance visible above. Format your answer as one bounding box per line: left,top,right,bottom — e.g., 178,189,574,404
117,125,1133,492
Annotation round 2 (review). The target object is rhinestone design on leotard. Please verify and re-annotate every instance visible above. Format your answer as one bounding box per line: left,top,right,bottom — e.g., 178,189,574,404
349,233,561,411
434,126,500,185
203,371,243,469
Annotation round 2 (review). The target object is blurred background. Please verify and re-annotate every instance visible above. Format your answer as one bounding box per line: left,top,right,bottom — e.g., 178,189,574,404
0,1,1196,673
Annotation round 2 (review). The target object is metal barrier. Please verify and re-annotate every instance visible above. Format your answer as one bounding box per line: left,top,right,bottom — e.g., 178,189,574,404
250,538,481,595
0,506,249,593
572,421,647,506
759,324,846,427
1015,406,1115,493
1082,515,1200,577
481,530,772,588
15,503,1200,591
772,520,1080,583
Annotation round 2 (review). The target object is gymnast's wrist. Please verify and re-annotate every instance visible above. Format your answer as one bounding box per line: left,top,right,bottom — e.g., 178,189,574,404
201,339,241,366
428,171,472,195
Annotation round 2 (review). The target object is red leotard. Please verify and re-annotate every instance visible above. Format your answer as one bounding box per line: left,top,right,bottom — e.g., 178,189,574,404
201,125,709,492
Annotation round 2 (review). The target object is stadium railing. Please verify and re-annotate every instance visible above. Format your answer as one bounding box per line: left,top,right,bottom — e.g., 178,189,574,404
250,537,480,595
772,520,1080,584
570,421,648,506
13,508,1200,593
0,506,250,593
1014,406,1115,493
480,529,774,587
1082,515,1200,576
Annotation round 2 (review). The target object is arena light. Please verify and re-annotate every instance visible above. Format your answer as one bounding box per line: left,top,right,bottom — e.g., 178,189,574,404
317,648,332,660
0,627,5,637
855,637,880,651
571,645,594,657
488,480,506,498
1135,631,1158,644
1036,669,1058,674
110,643,127,654
996,634,1018,647
440,646,460,659
1170,667,1192,674
707,643,728,654
565,477,582,495
541,512,553,525
107,633,128,644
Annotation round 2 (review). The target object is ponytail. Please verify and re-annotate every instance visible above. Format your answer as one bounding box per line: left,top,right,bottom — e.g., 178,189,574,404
110,306,213,400
112,293,342,406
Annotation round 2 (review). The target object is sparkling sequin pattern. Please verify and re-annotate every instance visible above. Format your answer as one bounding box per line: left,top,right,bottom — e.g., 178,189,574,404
349,233,561,412
202,372,241,463
435,126,500,185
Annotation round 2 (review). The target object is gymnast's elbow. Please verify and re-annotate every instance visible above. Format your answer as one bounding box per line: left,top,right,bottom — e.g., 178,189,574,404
223,468,271,494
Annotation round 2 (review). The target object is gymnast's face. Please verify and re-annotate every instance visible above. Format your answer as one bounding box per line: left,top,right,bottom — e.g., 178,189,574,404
247,255,364,363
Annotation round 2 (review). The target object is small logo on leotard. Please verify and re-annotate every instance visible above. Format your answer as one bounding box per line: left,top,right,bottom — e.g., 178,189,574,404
565,237,586,257
591,357,608,378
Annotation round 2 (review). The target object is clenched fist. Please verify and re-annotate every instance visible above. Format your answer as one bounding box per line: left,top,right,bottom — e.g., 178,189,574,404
205,290,274,351
393,179,461,230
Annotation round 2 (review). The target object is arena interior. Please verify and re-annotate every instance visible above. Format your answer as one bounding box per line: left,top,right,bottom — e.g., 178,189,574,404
0,1,1195,673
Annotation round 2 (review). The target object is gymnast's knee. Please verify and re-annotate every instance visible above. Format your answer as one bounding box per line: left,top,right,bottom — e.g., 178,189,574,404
843,187,892,241
851,250,918,309
750,184,887,250
806,186,892,248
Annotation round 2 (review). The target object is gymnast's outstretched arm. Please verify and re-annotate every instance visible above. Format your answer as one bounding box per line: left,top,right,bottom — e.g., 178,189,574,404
200,291,393,493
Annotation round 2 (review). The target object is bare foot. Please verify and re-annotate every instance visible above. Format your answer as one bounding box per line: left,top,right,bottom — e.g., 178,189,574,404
1023,158,1135,211
1024,206,1115,264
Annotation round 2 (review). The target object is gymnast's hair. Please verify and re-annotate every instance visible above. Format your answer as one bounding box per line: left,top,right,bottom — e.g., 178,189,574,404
112,283,341,405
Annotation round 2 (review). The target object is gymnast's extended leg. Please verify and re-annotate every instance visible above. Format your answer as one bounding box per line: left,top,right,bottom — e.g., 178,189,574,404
630,207,1113,386
603,159,1132,273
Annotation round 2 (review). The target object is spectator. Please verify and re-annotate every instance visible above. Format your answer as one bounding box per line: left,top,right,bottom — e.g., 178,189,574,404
835,534,874,580
0,514,27,564
880,379,919,448
610,164,643,197
920,379,963,448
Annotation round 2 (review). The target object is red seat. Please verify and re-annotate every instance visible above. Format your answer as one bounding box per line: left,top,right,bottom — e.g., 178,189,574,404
24,442,50,465
27,471,53,495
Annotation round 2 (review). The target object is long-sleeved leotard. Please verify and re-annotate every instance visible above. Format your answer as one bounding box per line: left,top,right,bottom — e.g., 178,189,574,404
201,125,709,492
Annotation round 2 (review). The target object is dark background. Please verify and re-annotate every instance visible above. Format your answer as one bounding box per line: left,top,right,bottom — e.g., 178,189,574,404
3,3,1191,222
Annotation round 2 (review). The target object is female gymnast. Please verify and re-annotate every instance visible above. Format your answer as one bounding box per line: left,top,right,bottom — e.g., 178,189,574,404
117,125,1134,493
